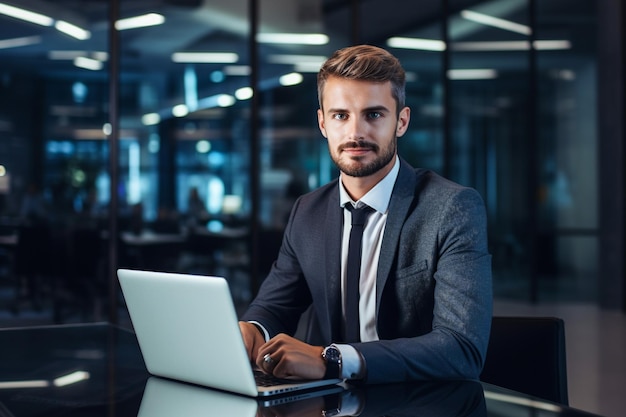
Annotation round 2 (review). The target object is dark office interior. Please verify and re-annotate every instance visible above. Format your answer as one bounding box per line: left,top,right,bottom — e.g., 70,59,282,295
0,1,624,416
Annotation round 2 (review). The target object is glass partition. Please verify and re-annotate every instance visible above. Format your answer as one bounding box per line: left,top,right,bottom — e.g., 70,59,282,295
0,0,608,325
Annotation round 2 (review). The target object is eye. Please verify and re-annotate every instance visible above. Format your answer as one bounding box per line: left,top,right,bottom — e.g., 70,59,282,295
367,111,382,119
332,113,348,120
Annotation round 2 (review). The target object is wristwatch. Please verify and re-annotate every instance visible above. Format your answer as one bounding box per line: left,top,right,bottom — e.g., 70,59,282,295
322,345,342,379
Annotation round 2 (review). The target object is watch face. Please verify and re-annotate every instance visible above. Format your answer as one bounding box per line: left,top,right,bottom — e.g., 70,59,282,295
324,347,340,362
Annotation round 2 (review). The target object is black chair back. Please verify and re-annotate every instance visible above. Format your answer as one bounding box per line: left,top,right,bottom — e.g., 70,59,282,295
480,316,569,405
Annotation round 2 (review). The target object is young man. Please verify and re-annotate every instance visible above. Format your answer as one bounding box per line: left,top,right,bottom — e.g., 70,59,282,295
239,45,492,383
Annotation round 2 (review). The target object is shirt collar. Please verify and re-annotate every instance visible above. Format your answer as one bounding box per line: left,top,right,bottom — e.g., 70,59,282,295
339,156,400,214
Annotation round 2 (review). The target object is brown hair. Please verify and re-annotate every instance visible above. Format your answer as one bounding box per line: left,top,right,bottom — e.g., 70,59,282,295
317,44,406,114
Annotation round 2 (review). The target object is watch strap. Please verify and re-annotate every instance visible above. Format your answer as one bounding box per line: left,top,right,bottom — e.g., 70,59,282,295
322,345,342,379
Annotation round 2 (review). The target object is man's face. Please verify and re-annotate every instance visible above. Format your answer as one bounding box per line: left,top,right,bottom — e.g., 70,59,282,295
317,76,410,179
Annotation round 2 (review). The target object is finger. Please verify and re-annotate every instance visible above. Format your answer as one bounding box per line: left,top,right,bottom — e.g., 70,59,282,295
261,352,279,374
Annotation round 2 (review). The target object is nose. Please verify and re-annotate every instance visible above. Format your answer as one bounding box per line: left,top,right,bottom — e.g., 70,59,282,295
346,117,365,141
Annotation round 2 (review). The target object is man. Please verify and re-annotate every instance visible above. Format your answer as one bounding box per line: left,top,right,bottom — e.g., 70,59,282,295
239,44,492,384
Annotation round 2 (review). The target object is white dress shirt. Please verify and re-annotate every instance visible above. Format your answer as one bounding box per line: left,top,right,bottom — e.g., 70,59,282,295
335,156,399,379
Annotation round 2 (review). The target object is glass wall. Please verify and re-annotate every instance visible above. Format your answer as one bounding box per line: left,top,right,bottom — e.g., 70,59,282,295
0,0,609,324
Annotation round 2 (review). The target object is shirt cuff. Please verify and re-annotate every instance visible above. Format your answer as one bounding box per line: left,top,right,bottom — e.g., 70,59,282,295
333,343,366,380
247,320,270,342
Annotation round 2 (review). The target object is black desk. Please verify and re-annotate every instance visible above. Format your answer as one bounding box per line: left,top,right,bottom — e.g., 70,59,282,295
0,324,602,417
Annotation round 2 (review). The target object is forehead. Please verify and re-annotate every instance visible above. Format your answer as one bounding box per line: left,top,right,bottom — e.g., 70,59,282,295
321,76,395,109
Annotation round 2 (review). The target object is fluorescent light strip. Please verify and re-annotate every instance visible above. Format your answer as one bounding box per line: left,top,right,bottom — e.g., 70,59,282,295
267,54,327,65
453,41,530,51
0,35,41,49
74,56,102,71
49,50,108,60
257,33,329,45
461,10,531,35
452,40,571,51
223,65,251,76
142,113,161,126
49,50,87,59
534,40,572,50
448,69,497,80
115,13,165,30
279,72,303,86
387,37,446,51
196,94,236,109
294,62,323,73
53,371,90,387
0,3,53,26
388,37,571,52
55,20,91,40
172,52,239,63
235,87,253,100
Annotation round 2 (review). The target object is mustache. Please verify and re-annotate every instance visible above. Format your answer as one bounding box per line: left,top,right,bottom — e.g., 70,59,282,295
339,140,378,152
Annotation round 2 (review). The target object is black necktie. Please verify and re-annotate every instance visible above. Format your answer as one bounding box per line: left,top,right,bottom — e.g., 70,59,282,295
344,204,374,342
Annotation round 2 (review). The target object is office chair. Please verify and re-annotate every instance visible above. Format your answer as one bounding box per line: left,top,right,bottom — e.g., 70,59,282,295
480,316,569,405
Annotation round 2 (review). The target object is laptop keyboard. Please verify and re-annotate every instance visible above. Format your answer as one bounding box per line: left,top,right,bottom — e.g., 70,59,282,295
253,370,294,387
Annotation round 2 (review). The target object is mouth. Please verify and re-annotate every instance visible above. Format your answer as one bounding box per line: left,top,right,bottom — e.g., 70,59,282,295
340,141,377,156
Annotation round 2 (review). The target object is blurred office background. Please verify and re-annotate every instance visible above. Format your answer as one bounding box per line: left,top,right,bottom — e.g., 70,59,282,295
0,0,624,415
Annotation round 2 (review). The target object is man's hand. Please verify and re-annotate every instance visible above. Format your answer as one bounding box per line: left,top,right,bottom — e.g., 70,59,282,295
255,333,326,380
239,321,266,362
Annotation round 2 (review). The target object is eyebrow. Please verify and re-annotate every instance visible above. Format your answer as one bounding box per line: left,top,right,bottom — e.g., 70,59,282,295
326,105,391,114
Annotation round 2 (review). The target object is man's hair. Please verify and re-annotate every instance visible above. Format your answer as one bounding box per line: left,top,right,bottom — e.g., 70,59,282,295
317,44,406,114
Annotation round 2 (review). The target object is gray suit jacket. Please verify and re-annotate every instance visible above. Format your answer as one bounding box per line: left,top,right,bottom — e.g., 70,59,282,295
242,158,492,383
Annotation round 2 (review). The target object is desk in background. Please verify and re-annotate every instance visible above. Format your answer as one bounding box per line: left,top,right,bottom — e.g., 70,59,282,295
0,323,604,417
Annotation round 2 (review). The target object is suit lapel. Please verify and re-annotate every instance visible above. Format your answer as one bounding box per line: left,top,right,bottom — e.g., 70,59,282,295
324,185,344,341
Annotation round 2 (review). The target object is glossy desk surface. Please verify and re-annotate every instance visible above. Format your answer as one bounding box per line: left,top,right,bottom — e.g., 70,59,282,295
0,323,601,417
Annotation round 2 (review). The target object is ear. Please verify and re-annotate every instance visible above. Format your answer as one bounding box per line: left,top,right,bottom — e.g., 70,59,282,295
317,108,327,138
396,106,411,137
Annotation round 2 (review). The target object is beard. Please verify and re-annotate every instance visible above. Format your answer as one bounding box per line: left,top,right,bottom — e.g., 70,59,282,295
330,138,397,177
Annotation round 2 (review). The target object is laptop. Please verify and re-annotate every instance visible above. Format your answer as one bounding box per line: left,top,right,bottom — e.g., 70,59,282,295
117,268,342,397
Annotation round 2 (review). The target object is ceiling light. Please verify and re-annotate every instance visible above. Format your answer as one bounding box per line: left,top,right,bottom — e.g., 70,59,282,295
223,65,251,76
217,95,235,107
171,52,239,63
267,54,327,65
197,94,235,109
55,20,91,40
294,62,323,73
387,37,446,51
235,87,253,100
534,40,571,50
49,50,108,60
257,33,329,45
74,56,102,71
0,35,40,49
279,72,303,86
172,104,189,117
461,10,531,35
0,3,53,26
452,40,571,51
115,13,165,30
448,69,497,80
452,41,529,51
142,113,161,126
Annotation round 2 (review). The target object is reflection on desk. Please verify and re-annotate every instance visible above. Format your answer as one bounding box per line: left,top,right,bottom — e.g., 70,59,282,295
0,324,605,417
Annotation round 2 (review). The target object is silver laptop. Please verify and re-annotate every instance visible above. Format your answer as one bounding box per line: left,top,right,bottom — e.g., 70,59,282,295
117,268,342,397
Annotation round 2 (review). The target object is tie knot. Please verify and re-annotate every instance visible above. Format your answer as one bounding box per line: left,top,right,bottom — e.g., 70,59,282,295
346,204,374,226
